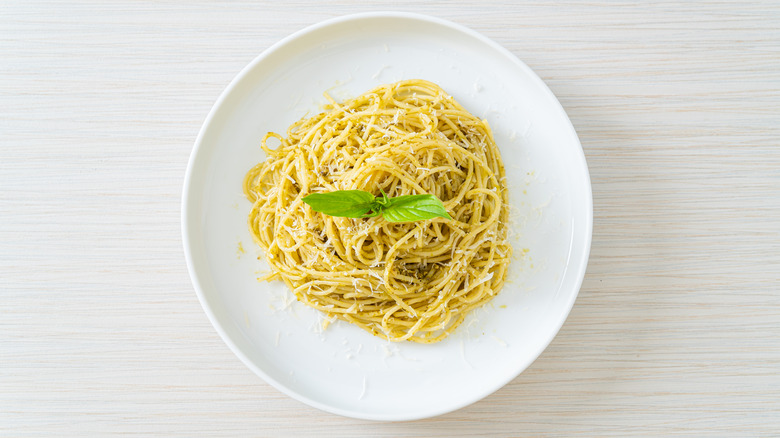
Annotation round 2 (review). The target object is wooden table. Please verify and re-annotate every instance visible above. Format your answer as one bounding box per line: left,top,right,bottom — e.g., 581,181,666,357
3,1,778,435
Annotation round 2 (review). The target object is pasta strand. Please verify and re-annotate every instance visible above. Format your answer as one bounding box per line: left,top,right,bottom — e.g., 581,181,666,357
243,79,511,343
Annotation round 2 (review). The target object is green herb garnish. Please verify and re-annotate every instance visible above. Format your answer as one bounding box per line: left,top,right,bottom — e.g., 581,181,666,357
302,189,452,223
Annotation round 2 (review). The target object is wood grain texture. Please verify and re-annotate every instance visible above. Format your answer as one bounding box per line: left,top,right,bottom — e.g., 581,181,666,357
1,1,778,436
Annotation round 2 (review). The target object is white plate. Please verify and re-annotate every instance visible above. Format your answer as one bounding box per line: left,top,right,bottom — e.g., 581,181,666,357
182,12,592,421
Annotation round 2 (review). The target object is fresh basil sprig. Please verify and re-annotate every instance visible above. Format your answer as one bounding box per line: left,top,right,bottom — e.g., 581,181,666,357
302,189,452,223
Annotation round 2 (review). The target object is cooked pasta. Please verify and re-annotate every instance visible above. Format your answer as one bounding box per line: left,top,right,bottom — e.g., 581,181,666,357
243,79,511,343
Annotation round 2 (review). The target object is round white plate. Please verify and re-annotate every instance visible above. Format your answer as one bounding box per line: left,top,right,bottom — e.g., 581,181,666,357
182,12,591,421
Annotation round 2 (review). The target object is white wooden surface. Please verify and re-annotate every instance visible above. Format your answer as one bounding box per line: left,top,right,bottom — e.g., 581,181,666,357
2,1,779,436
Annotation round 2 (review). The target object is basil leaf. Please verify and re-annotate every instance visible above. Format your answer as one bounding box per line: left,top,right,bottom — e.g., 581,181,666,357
302,189,452,223
302,190,378,218
381,194,452,223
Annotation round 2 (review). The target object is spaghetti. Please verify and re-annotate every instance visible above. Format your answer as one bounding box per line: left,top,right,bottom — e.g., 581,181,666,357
243,79,511,343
